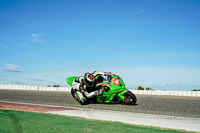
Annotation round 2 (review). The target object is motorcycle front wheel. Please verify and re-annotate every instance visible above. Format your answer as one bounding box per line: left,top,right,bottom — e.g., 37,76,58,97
123,91,137,105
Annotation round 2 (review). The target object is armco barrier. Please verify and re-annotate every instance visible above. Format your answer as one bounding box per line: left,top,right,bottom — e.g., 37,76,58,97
0,84,71,92
130,89,200,97
0,84,200,97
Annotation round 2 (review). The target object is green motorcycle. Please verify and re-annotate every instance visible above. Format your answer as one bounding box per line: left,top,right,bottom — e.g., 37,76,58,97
66,73,137,105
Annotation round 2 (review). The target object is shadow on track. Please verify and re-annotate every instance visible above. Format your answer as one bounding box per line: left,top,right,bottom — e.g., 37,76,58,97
81,100,138,106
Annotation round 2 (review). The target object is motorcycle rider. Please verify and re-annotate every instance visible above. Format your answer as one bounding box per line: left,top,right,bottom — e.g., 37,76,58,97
71,71,111,105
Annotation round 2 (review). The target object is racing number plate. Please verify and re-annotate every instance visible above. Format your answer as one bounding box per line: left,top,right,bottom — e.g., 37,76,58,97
112,78,121,85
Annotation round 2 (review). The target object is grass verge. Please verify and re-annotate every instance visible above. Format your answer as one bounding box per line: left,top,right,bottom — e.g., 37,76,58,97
0,109,194,133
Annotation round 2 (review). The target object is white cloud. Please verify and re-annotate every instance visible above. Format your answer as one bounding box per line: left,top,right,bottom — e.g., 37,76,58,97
31,33,44,43
0,64,23,72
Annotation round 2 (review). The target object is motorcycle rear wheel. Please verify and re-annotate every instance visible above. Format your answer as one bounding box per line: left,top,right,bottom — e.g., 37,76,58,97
123,91,137,105
71,89,88,105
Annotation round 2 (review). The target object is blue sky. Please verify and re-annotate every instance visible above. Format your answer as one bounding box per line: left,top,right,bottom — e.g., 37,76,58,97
0,0,200,91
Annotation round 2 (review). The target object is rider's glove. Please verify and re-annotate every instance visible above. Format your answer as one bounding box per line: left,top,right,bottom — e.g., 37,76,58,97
94,89,103,96
103,86,110,92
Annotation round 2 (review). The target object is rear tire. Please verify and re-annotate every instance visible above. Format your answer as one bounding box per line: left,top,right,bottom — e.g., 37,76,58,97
71,88,77,100
71,89,89,105
123,91,137,105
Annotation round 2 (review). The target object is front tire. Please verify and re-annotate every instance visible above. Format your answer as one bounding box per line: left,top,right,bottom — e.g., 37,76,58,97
123,91,137,105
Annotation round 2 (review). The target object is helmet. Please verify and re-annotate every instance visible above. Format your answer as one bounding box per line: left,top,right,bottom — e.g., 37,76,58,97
83,73,95,87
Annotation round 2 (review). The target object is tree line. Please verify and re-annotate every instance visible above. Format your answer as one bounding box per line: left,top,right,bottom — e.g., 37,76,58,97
47,85,60,87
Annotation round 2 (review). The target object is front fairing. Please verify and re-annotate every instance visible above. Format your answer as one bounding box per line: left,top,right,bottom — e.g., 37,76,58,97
96,75,128,103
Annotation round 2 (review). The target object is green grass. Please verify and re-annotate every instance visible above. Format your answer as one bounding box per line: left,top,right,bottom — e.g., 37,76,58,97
0,109,194,133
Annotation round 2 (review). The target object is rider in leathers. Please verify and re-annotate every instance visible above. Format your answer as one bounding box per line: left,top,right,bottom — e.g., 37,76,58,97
71,71,110,105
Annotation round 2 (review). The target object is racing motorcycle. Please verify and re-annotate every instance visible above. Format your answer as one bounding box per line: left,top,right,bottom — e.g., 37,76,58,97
66,73,137,105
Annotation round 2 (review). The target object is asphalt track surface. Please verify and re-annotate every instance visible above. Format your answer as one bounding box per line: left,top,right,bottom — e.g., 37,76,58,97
0,89,200,118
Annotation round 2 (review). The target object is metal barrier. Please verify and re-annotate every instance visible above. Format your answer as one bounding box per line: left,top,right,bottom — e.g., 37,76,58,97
0,84,200,97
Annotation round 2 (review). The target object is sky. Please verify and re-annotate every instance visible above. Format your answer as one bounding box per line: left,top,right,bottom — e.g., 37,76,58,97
0,0,200,91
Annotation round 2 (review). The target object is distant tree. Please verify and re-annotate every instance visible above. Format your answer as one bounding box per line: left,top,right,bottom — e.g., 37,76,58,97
137,86,144,90
192,89,200,91
53,85,60,87
47,85,51,87
146,87,152,90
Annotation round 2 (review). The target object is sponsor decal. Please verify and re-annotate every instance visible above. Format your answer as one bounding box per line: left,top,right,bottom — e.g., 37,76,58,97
101,83,111,86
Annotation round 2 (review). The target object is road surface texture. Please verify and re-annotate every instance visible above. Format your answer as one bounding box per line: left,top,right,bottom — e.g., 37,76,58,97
0,89,200,118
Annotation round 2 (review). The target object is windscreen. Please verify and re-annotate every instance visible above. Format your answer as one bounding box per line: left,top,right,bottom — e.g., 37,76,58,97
102,75,113,82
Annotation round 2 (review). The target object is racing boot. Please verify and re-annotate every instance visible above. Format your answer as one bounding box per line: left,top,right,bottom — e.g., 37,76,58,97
73,90,88,105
